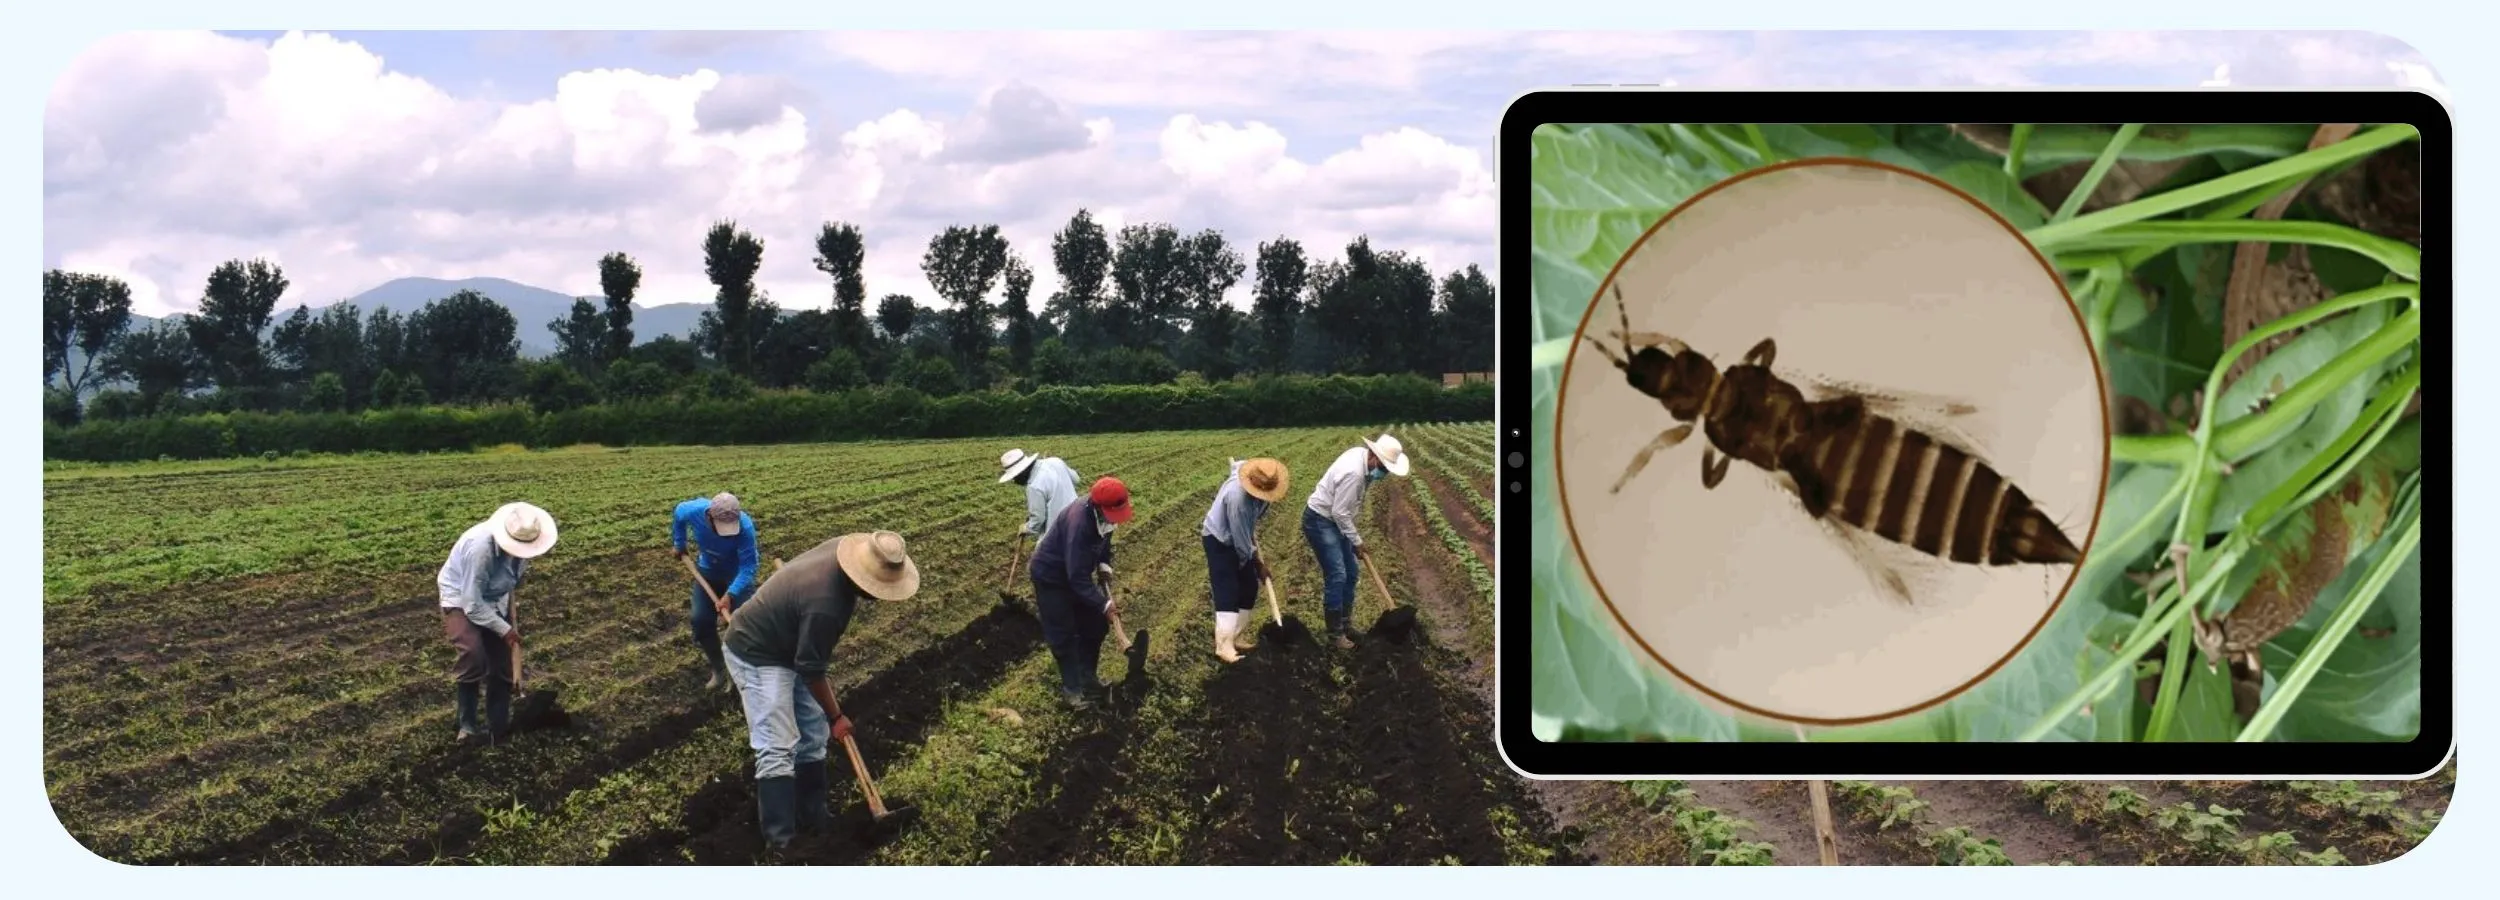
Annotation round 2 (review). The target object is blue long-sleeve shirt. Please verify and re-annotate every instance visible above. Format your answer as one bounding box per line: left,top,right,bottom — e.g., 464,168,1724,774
1030,498,1116,613
1021,457,1081,537
672,497,760,602
437,520,526,634
1201,458,1268,564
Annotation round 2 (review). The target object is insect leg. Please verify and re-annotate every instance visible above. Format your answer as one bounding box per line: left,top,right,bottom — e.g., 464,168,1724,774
1743,337,1777,369
1608,423,1695,495
1701,447,1733,489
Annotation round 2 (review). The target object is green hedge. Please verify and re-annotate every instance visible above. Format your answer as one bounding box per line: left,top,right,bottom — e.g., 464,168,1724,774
44,375,1495,462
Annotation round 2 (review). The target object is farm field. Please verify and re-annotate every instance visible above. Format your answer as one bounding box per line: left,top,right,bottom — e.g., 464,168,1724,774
41,422,2448,865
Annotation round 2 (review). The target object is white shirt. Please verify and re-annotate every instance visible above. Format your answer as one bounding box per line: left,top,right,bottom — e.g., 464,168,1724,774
1305,446,1373,548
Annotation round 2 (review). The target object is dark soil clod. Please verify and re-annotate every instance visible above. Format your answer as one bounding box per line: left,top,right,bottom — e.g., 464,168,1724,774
1366,606,1420,642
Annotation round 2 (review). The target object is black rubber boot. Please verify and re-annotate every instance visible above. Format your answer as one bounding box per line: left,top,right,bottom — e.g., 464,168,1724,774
756,775,799,850
485,679,513,739
793,762,832,833
455,682,484,742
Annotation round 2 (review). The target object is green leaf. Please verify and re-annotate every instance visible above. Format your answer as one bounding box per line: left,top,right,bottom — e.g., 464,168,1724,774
1529,123,1710,277
2163,656,2240,742
1933,160,2052,231
2206,301,2393,528
2258,537,2422,742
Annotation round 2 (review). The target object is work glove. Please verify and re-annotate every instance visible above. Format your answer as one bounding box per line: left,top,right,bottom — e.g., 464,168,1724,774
1101,597,1118,618
831,714,854,742
1095,562,1115,581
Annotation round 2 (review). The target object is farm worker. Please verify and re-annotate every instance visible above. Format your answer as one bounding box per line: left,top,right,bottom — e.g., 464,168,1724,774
1301,433,1411,649
1029,476,1132,710
673,492,760,692
1201,457,1289,662
1000,448,1082,538
722,530,920,851
436,502,559,743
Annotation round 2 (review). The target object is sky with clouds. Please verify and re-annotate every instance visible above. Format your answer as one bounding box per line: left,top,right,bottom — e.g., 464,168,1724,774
42,29,2438,320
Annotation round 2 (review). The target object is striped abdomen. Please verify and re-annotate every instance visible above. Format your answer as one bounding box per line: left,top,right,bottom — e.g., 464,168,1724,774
1791,410,2080,567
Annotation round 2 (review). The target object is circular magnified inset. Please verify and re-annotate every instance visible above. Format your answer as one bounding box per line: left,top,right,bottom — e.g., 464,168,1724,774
1555,157,2110,727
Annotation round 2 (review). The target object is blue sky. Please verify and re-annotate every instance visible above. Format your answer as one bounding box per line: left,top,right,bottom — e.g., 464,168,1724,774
44,30,2437,318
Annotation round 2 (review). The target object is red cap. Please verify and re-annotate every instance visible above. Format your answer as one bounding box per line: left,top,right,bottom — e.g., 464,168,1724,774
1090,476,1133,524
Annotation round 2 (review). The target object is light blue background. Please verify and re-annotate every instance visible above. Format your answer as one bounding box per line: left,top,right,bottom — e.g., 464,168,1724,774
10,0,2471,891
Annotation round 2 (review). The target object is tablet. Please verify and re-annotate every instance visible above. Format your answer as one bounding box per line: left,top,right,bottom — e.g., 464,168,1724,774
1496,91,2447,778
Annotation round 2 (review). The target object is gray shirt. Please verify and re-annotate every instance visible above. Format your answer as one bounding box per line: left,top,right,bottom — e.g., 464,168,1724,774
436,520,527,634
1022,457,1081,537
1305,446,1373,548
1201,458,1269,561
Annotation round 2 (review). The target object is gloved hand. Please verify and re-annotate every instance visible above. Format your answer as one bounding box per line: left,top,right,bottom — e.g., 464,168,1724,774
1095,562,1114,581
1254,556,1273,583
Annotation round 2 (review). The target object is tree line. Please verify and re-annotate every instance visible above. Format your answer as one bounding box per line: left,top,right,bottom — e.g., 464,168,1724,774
41,209,1497,427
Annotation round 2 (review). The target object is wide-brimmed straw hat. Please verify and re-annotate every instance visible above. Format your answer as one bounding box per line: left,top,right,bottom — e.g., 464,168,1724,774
999,448,1039,484
489,502,559,559
1361,433,1412,478
1240,457,1290,503
836,531,921,601
707,492,744,537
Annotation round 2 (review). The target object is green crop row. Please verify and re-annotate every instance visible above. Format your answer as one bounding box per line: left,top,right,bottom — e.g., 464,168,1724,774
1623,781,1777,866
2021,781,2351,865
1829,782,2013,865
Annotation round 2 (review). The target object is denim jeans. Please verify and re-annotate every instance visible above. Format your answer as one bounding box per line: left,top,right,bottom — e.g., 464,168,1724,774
689,567,745,653
723,649,830,780
1203,534,1257,614
1301,507,1360,622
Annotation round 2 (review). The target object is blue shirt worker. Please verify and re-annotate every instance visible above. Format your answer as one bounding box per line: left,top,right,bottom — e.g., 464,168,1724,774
1201,457,1289,663
1301,433,1410,649
674,492,760,692
722,530,919,851
1029,477,1131,710
1000,448,1081,538
436,502,559,743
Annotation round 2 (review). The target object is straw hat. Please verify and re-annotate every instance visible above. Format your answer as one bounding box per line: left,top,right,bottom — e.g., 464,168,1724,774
999,448,1039,484
489,502,559,559
836,531,921,601
1361,433,1412,477
707,492,744,537
1239,457,1290,503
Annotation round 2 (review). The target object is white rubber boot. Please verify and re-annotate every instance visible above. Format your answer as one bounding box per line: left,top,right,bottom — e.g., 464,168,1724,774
1214,611,1241,663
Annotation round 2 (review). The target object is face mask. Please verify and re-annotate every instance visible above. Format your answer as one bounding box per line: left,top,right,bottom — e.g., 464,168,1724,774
1366,466,1388,484
1095,509,1118,536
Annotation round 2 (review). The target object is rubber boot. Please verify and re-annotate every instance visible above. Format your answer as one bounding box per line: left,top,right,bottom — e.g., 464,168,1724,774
1232,608,1259,651
756,775,798,850
701,642,728,693
1051,649,1093,710
793,762,832,834
1328,611,1356,650
1214,612,1240,663
485,679,514,739
455,682,484,742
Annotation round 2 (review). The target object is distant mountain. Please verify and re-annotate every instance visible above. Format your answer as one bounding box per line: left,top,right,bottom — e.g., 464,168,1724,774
336,277,711,358
53,277,716,399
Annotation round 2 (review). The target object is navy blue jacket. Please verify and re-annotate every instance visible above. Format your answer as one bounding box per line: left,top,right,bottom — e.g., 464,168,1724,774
1029,497,1116,611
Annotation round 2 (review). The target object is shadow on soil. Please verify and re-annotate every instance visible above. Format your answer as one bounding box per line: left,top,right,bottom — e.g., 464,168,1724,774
600,602,1047,864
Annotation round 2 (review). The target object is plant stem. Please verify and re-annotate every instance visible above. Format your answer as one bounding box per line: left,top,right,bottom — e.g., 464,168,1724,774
2033,220,2422,282
2005,124,2034,178
2236,511,2421,742
2110,286,2420,465
2026,124,2418,248
2052,124,2144,224
1743,124,1775,165
2241,365,2419,531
